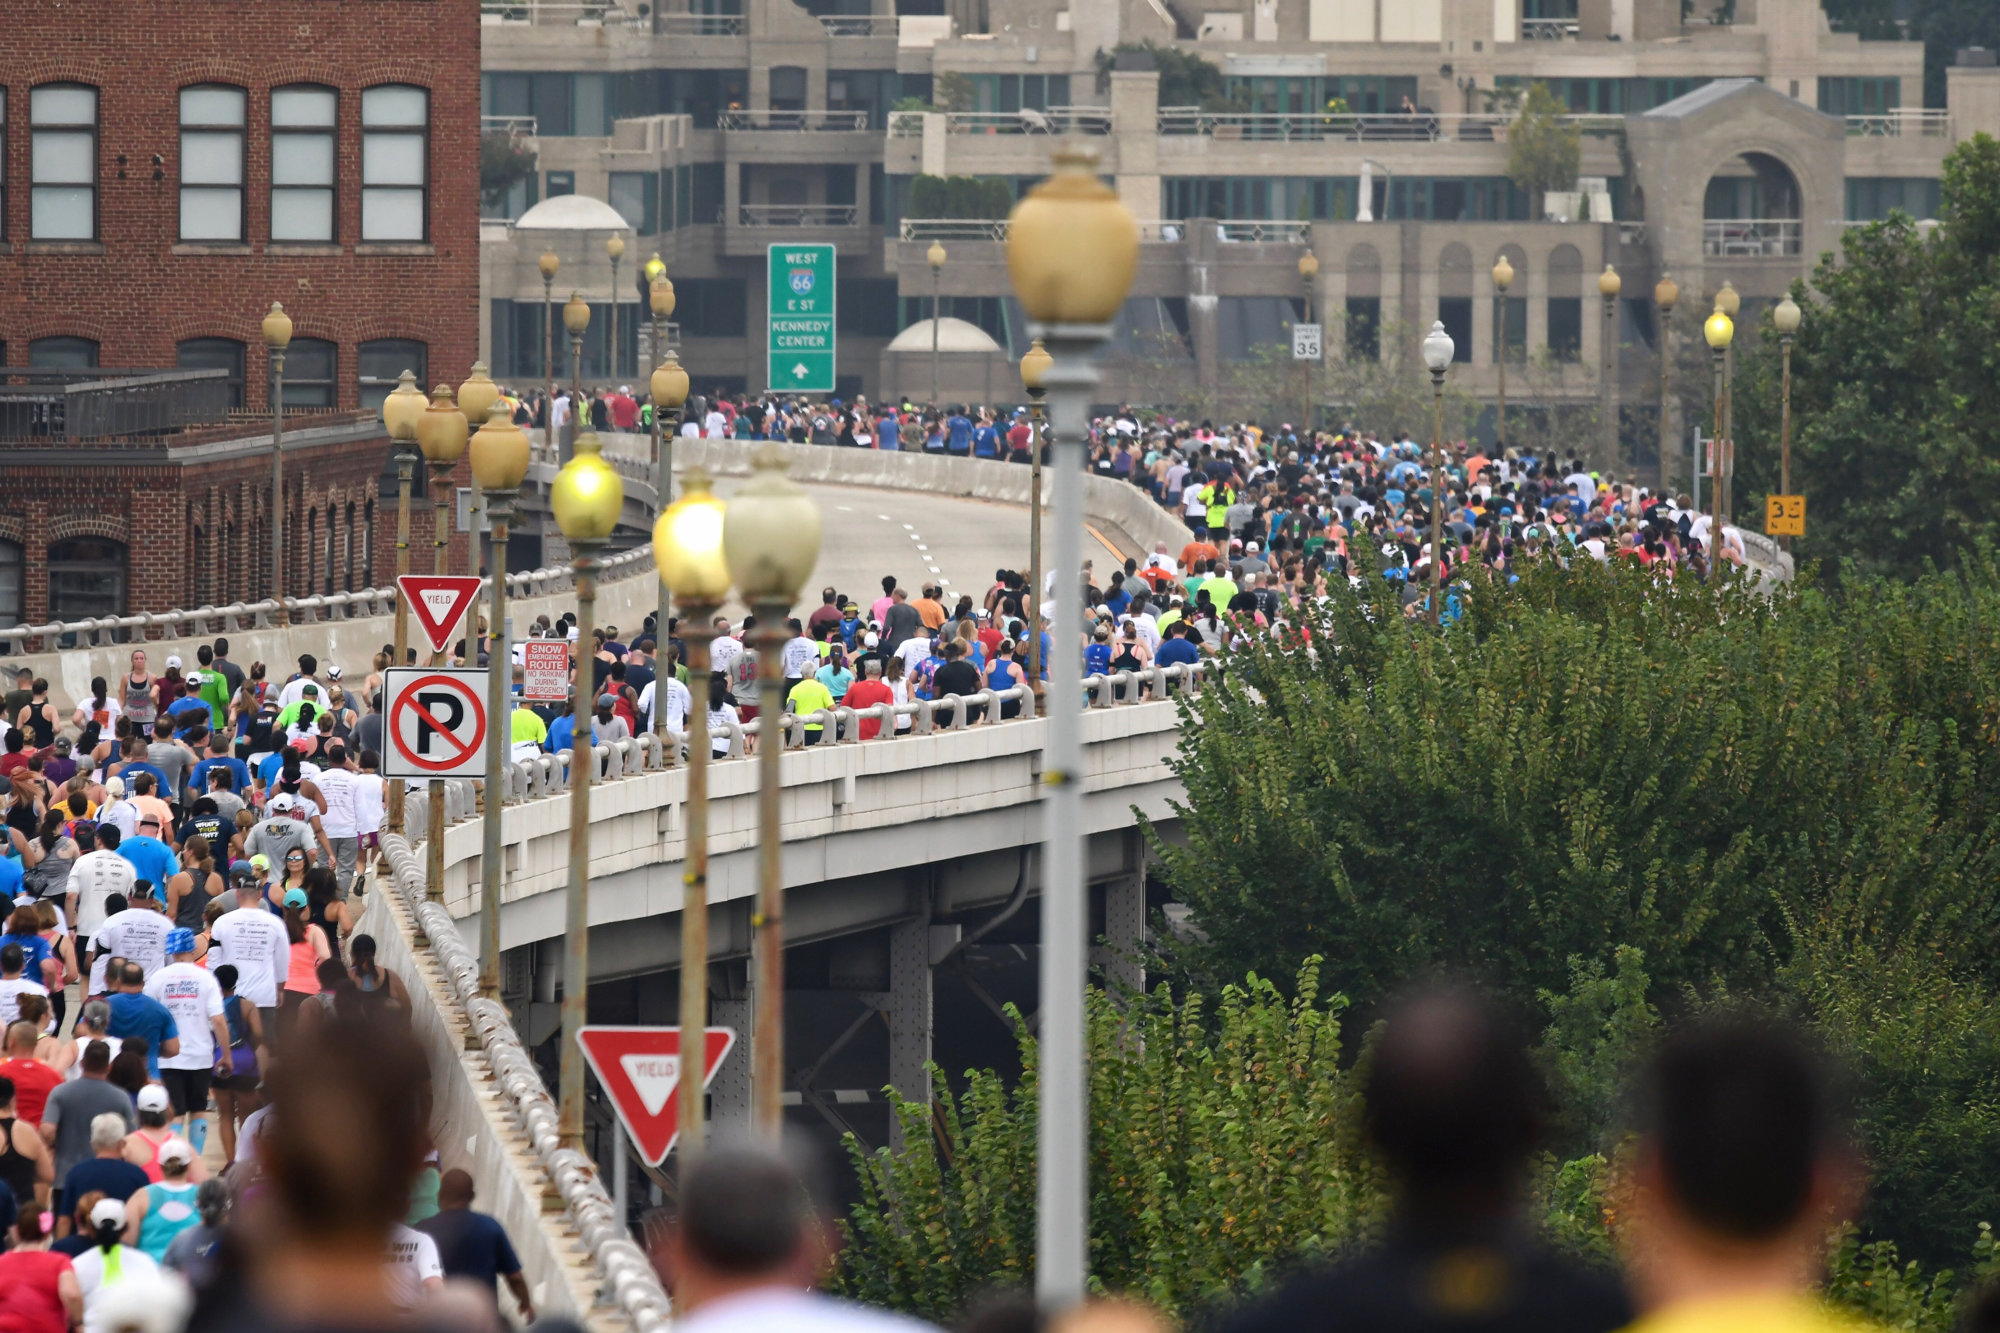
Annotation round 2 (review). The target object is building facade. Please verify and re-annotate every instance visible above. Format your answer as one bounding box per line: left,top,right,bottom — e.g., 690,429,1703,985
0,0,483,626
479,0,2000,440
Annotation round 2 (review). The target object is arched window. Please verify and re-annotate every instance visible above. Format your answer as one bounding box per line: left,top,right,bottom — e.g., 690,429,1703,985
1345,243,1382,362
47,536,126,621
179,85,246,242
1547,244,1584,361
176,337,246,408
1494,246,1528,366
282,337,337,408
1437,243,1474,364
0,540,22,630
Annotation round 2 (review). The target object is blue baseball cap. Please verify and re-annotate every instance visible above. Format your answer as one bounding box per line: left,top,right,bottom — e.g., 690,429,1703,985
165,928,197,956
283,888,309,909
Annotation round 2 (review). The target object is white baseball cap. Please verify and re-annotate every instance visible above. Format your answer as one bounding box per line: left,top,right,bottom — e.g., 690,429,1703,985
136,1084,171,1114
165,655,183,669
91,1197,129,1230
158,1136,196,1166
267,793,297,814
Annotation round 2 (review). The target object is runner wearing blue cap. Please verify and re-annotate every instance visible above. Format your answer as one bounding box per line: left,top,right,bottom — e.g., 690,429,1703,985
144,926,228,1148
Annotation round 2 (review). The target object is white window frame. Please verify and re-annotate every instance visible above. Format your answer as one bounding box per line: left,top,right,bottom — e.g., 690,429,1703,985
271,84,338,244
360,84,428,242
30,83,98,241
179,84,247,242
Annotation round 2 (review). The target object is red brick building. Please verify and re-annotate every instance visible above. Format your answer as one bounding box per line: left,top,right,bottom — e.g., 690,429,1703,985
0,0,481,627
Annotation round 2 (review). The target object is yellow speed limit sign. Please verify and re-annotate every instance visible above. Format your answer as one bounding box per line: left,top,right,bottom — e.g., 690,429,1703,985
1765,494,1806,537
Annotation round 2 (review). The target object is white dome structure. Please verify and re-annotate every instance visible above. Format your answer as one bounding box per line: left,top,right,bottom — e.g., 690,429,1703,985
884,317,1003,354
514,194,631,232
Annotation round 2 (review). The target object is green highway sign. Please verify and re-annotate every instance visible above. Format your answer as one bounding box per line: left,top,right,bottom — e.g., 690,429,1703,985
768,243,836,394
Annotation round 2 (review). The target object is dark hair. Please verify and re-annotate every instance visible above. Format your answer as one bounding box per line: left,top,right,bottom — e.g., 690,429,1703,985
350,934,380,981
1642,1016,1835,1241
674,1147,816,1275
81,1039,111,1075
0,944,21,976
214,964,239,991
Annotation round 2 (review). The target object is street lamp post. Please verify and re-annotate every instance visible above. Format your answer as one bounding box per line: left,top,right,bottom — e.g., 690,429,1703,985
654,473,731,1156
1599,264,1622,469
382,371,428,837
416,386,471,903
1421,321,1454,627
644,253,666,378
563,293,591,464
1019,338,1052,696
1715,281,1740,527
1492,256,1514,448
1774,294,1802,550
1703,306,1735,548
551,431,625,1151
1004,142,1139,1312
1655,276,1678,497
651,274,685,663
468,401,531,1001
607,234,625,387
928,240,947,408
262,303,293,621
458,364,500,587
1297,250,1318,437
722,445,823,1141
540,250,559,456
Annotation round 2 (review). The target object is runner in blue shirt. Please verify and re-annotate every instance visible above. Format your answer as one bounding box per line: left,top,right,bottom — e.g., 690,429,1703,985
973,414,1001,459
946,408,974,456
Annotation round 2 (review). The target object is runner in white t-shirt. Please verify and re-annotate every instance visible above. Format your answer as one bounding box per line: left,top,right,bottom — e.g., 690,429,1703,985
90,892,172,984
385,1224,445,1307
69,839,137,945
145,928,229,1133
210,875,290,1020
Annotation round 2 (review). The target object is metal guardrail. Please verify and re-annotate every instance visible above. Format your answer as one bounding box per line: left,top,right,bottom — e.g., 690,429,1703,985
943,107,1113,136
1846,110,1951,138
896,217,1187,243
717,109,871,132
654,11,744,34
0,545,656,656
1522,17,1579,38
737,203,859,226
819,14,897,36
482,115,538,136
1155,108,1620,142
0,367,233,442
479,0,647,24
1703,218,1802,257
1216,220,1311,243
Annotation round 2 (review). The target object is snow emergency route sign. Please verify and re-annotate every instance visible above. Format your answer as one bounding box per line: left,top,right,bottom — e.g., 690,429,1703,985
383,668,489,779
768,243,834,394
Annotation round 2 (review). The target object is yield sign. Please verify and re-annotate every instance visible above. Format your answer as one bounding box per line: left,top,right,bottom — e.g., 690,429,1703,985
399,575,484,655
577,1026,736,1165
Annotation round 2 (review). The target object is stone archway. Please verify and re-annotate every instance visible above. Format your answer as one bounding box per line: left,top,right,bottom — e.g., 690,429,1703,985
1702,151,1803,258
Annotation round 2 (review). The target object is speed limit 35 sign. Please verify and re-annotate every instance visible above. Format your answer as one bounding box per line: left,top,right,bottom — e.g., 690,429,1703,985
383,668,490,779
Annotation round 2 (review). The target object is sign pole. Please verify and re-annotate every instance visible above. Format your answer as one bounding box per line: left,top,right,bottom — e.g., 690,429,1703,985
479,491,518,1007
426,462,457,908
613,1119,629,1228
560,536,606,1152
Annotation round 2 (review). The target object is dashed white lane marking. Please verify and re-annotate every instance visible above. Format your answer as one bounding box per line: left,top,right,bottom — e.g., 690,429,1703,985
835,505,853,512
916,544,928,552
902,523,915,530
878,514,892,521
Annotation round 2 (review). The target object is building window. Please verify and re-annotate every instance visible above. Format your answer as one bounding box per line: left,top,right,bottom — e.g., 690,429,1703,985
609,171,658,234
358,339,427,412
179,85,246,241
674,279,747,338
47,536,126,622
545,171,575,199
272,85,337,243
176,337,246,408
1819,77,1899,116
29,336,98,369
281,337,337,408
0,540,20,631
1845,177,1941,221
1438,298,1473,364
1496,296,1527,364
31,84,97,240
1548,299,1582,361
1345,298,1380,361
361,85,428,242
0,90,8,243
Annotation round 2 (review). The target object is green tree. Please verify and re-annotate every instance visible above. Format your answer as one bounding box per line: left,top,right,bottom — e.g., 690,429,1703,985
1094,42,1240,111
479,130,538,211
1506,82,1580,219
1731,134,2000,580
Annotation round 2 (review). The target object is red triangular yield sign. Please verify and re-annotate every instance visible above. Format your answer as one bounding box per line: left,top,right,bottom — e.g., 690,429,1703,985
399,575,485,655
576,1026,736,1165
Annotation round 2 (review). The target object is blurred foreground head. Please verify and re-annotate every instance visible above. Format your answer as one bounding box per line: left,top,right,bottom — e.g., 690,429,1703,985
1626,1015,1858,1311
648,1143,835,1312
1364,987,1545,1221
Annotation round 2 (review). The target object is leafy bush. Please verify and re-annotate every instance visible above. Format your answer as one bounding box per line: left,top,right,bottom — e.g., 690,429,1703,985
906,175,1014,221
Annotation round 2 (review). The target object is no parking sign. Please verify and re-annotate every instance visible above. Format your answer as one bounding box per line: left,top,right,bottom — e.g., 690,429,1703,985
383,668,490,779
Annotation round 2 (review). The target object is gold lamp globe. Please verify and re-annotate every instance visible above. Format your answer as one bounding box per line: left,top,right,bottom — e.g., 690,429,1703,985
538,250,560,281
551,432,625,543
458,361,500,426
644,252,665,284
1774,294,1803,335
651,349,690,410
416,384,470,466
262,301,294,350
1493,255,1514,292
653,469,732,604
1655,274,1679,312
1006,144,1139,325
562,292,592,337
1715,281,1741,318
381,369,428,442
606,233,626,262
1704,310,1735,351
1019,337,1053,393
650,276,676,321
927,240,947,272
469,399,531,492
1297,251,1319,281
723,443,823,605
1598,264,1622,299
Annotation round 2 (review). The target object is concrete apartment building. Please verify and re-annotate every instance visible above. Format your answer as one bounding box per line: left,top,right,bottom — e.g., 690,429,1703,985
478,0,2000,443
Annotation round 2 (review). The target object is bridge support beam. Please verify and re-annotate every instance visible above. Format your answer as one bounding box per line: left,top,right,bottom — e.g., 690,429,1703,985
710,962,754,1134
1098,841,1148,997
888,908,936,1148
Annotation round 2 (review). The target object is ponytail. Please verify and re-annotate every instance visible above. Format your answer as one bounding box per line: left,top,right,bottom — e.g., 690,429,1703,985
93,1215,121,1252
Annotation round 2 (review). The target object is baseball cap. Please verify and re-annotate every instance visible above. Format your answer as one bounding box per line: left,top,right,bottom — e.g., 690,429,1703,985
186,671,204,685
597,693,617,709
863,632,880,648
166,655,183,669
284,887,309,909
267,793,296,814
137,1084,171,1114
302,682,319,695
165,928,197,956
91,1197,129,1230
231,863,260,886
326,665,343,680
158,1137,196,1167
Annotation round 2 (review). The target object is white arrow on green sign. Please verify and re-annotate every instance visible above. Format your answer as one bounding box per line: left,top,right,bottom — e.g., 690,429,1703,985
768,243,836,394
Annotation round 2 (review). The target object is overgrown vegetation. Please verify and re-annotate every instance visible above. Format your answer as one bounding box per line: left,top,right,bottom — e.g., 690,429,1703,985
906,175,1015,221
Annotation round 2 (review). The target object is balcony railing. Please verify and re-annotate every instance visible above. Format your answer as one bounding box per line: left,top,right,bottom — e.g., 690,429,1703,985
899,218,1189,243
1156,108,1621,142
738,203,860,226
654,11,745,34
819,14,897,36
1216,220,1311,243
938,107,1114,135
1703,218,1802,257
1846,110,1951,137
0,368,233,442
481,114,537,136
717,109,871,131
1522,17,1579,39
479,0,646,25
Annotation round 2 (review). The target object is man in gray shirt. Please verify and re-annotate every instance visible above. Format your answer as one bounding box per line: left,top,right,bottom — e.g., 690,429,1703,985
245,795,316,868
148,718,195,808
40,1036,136,1186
